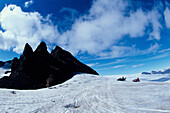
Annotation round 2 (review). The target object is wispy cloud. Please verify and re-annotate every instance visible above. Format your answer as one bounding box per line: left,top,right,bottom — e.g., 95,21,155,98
25,0,34,8
82,57,121,61
106,44,159,58
113,65,126,69
139,53,169,61
148,54,169,60
86,62,99,67
158,48,170,53
164,6,170,28
98,58,127,67
96,67,111,71
132,64,144,68
96,64,126,70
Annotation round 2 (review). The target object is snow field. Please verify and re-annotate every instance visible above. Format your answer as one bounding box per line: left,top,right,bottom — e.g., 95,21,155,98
0,73,169,113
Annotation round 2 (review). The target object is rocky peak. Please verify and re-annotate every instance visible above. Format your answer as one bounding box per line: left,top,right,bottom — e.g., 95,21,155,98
23,43,33,57
34,41,48,54
0,41,99,89
51,46,64,57
52,46,63,53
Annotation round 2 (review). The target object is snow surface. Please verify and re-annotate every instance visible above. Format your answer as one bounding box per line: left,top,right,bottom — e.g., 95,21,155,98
0,73,170,113
0,68,10,78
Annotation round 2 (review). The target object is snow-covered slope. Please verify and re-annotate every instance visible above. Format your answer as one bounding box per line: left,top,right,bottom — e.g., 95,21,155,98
0,68,10,78
0,74,170,113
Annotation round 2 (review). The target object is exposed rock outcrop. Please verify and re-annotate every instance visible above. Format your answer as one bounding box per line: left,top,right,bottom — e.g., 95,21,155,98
0,42,98,89
141,72,151,75
0,60,12,69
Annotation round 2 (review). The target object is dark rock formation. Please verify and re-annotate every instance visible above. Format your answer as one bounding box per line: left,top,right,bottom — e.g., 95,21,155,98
142,68,170,75
141,72,151,75
151,68,170,74
0,60,12,69
0,42,98,89
0,61,4,67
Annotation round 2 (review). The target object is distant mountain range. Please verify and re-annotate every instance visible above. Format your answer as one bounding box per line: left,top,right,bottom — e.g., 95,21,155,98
0,60,12,69
142,68,170,74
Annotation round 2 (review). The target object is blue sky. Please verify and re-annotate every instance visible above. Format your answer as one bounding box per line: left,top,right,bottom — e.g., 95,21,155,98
0,0,170,75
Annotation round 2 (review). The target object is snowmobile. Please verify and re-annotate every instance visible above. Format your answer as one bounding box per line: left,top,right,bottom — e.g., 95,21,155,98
133,78,140,82
117,77,126,81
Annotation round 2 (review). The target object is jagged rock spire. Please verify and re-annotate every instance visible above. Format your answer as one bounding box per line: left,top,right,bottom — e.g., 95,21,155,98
34,41,48,54
51,46,63,57
23,43,33,57
0,41,99,89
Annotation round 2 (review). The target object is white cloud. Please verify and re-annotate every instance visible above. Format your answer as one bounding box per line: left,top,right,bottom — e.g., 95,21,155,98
0,0,163,58
97,64,126,70
86,62,99,67
132,64,144,68
58,0,161,56
113,65,126,69
158,48,170,53
164,7,170,28
98,58,127,66
25,0,34,8
139,53,169,61
148,10,162,40
0,5,59,53
105,43,159,58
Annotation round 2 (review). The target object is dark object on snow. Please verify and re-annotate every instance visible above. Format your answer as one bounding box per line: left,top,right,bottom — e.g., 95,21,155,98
0,42,98,89
10,91,16,94
133,78,140,82
117,77,126,81
141,72,151,75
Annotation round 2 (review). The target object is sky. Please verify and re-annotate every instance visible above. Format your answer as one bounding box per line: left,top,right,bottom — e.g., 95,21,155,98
0,0,170,75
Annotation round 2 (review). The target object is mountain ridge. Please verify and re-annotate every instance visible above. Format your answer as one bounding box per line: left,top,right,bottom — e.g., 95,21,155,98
0,42,98,89
142,68,170,74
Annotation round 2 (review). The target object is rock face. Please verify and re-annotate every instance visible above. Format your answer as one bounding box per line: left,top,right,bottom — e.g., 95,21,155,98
0,42,98,89
0,61,4,67
0,60,12,69
141,72,151,75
